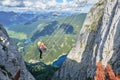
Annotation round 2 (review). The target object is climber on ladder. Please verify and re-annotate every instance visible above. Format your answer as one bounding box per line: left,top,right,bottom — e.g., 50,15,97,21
37,40,47,59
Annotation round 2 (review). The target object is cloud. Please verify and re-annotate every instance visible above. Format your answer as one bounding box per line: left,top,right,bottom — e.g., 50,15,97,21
0,0,24,7
23,1,33,7
47,0,57,7
0,0,99,12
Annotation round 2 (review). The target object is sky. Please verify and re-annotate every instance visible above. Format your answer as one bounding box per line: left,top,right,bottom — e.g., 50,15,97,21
0,0,99,13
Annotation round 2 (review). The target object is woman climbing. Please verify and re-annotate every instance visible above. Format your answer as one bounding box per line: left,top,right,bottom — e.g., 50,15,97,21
37,41,47,59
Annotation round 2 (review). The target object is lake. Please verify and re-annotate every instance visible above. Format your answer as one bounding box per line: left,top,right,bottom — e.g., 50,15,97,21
52,54,67,67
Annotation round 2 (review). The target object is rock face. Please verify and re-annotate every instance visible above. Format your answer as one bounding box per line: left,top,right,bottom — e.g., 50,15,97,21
0,24,35,80
94,62,118,80
94,61,105,80
52,0,120,80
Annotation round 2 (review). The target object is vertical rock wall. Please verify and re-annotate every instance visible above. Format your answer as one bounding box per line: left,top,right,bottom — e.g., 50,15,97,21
0,24,35,80
52,0,120,80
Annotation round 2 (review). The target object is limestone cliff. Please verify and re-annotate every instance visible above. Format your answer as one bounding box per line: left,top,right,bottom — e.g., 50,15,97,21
52,0,120,80
0,24,35,80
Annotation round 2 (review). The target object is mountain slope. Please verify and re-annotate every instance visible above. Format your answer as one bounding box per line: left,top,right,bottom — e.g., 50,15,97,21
0,11,35,26
0,24,35,80
23,14,86,63
52,0,120,80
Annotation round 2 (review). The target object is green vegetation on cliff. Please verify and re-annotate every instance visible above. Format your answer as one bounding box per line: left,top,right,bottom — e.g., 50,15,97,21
26,62,59,80
85,0,106,31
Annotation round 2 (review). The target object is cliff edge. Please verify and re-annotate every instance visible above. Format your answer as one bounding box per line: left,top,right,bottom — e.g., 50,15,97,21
52,0,120,80
0,24,35,80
